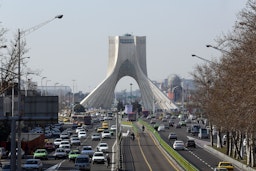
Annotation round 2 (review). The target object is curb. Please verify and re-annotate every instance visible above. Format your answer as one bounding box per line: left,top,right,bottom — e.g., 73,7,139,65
204,145,256,171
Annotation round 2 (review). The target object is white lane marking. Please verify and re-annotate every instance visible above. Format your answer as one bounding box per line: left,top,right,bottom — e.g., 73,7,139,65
45,159,66,171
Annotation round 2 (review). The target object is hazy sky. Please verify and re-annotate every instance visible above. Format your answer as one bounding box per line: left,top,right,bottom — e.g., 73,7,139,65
0,0,247,93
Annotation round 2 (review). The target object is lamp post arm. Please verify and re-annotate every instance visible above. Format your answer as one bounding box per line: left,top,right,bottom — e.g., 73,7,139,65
20,15,63,37
191,54,216,65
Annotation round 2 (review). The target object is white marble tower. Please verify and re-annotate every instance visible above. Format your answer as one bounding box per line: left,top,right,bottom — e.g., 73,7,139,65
80,34,177,111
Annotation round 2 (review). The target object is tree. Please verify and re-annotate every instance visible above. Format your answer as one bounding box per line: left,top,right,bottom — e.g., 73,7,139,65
73,104,85,113
192,0,256,166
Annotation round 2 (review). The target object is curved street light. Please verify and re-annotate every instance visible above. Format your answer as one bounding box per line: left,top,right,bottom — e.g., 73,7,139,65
191,54,216,65
11,14,63,171
41,77,46,96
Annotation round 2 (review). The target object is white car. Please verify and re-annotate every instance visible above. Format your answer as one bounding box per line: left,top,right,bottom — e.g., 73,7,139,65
59,144,71,153
76,127,84,133
22,159,43,171
60,132,69,139
97,142,109,152
53,148,68,159
59,140,70,147
110,125,117,131
78,132,87,139
157,124,165,132
81,145,94,158
70,137,81,146
92,152,106,164
173,140,185,150
53,138,62,147
101,130,111,139
91,133,101,141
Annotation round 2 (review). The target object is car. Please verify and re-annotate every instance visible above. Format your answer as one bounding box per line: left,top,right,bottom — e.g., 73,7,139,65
168,119,175,127
68,149,80,161
179,121,186,126
92,152,106,164
75,127,84,133
81,146,95,158
60,132,69,139
53,138,62,147
78,131,87,139
0,147,8,159
168,132,177,140
75,154,91,170
186,139,196,148
174,123,182,128
102,130,111,139
1,163,13,171
44,142,55,151
150,119,156,124
164,123,170,129
110,125,117,131
97,142,109,152
97,127,105,133
59,140,70,147
91,133,101,141
33,149,48,160
22,159,43,171
217,162,234,171
157,124,165,132
173,140,185,150
70,137,81,146
53,148,67,159
60,144,71,153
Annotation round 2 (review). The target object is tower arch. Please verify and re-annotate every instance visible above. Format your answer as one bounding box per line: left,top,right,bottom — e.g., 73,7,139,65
80,34,177,111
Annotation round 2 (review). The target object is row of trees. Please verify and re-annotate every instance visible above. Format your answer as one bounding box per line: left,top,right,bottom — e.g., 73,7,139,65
191,0,256,167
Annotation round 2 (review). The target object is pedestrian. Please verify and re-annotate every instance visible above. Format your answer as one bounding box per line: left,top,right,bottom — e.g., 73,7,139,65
106,154,110,168
131,132,135,140
142,125,145,132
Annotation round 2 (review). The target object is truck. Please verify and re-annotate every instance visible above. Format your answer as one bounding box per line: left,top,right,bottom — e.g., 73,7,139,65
127,112,136,121
198,128,209,139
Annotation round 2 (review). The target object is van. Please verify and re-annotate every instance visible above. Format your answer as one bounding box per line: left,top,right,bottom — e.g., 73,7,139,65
74,154,91,171
198,128,209,139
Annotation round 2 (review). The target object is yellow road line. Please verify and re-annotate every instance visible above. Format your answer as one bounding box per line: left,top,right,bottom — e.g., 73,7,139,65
137,134,153,171
148,132,181,171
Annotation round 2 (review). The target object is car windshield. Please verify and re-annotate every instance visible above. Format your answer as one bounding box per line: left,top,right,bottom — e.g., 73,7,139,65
83,147,92,150
26,160,38,164
76,157,89,163
94,153,104,156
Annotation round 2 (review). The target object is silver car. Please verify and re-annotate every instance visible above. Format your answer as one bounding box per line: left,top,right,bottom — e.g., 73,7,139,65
75,154,91,171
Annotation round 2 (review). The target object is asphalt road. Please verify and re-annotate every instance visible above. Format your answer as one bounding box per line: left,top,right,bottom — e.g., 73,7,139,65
122,127,181,171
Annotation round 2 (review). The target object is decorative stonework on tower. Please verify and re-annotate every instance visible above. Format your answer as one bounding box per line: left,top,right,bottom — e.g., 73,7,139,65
80,34,177,111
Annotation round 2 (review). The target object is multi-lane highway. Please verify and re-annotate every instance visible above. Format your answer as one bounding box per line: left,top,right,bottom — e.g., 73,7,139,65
1,115,243,171
122,130,182,171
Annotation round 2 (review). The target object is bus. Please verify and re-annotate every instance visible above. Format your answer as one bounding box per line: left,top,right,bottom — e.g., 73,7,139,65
71,113,92,126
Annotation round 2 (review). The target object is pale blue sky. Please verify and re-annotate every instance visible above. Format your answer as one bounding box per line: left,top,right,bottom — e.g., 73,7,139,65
0,0,246,92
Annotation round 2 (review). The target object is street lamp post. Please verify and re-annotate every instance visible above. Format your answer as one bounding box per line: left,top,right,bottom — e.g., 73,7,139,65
11,15,63,170
45,80,51,96
41,77,46,96
54,82,59,95
130,83,133,104
72,80,75,113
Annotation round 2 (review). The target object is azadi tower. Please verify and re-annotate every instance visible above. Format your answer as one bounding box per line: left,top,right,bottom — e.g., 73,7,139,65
80,34,177,111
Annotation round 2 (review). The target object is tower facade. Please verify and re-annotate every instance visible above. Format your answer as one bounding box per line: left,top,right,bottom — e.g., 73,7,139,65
80,34,177,111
